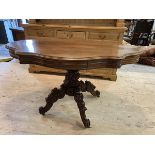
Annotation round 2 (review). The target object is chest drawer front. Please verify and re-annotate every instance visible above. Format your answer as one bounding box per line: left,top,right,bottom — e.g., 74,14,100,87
41,29,55,37
56,31,69,39
56,31,86,39
25,28,55,37
69,31,86,39
25,28,38,36
88,32,119,41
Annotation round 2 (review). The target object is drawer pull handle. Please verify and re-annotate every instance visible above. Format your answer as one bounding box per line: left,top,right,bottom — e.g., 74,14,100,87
99,35,106,39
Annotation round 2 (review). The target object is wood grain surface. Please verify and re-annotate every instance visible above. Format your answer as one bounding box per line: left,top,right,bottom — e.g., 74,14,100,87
6,38,141,70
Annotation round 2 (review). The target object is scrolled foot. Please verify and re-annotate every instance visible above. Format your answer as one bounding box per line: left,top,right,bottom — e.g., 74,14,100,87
39,106,46,115
94,90,100,97
83,119,90,128
39,87,65,116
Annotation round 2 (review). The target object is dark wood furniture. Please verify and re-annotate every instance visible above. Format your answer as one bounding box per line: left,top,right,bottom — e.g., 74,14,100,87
124,20,154,46
6,38,141,128
138,47,155,66
10,27,25,41
0,20,8,44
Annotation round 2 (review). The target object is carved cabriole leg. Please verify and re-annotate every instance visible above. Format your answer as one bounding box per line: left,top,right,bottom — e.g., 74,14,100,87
74,92,90,128
39,88,65,115
79,80,100,97
39,69,100,128
85,81,100,97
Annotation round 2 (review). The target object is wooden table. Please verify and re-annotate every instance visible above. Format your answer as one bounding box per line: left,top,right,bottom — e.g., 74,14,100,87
6,38,141,128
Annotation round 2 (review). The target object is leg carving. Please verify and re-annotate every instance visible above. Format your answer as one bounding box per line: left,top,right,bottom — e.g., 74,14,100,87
39,70,100,128
85,81,100,97
79,80,86,92
74,92,90,128
39,88,65,115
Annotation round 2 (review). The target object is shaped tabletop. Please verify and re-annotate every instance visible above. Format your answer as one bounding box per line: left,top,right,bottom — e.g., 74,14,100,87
6,38,141,70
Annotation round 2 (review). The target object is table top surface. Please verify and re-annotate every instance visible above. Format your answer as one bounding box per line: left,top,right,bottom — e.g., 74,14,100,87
6,38,141,70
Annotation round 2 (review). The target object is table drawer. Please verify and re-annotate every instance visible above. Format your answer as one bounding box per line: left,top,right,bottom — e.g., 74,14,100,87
88,32,119,41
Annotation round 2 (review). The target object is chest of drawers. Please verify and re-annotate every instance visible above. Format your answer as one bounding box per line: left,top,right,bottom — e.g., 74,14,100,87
22,19,126,81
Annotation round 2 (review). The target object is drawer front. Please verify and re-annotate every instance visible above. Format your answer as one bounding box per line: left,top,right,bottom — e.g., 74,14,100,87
56,31,86,39
41,29,55,37
25,29,38,36
69,31,86,39
25,28,55,37
88,32,119,41
56,31,69,39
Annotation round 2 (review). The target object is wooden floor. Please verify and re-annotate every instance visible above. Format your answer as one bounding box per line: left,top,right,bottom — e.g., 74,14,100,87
0,59,155,134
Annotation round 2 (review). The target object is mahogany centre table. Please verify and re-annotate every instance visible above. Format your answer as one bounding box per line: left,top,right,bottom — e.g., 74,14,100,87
6,38,141,128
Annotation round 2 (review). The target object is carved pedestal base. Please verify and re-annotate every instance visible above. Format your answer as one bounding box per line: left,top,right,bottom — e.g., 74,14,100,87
39,70,100,128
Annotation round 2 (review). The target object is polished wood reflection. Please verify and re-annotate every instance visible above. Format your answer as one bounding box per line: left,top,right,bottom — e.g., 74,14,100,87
6,38,141,70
